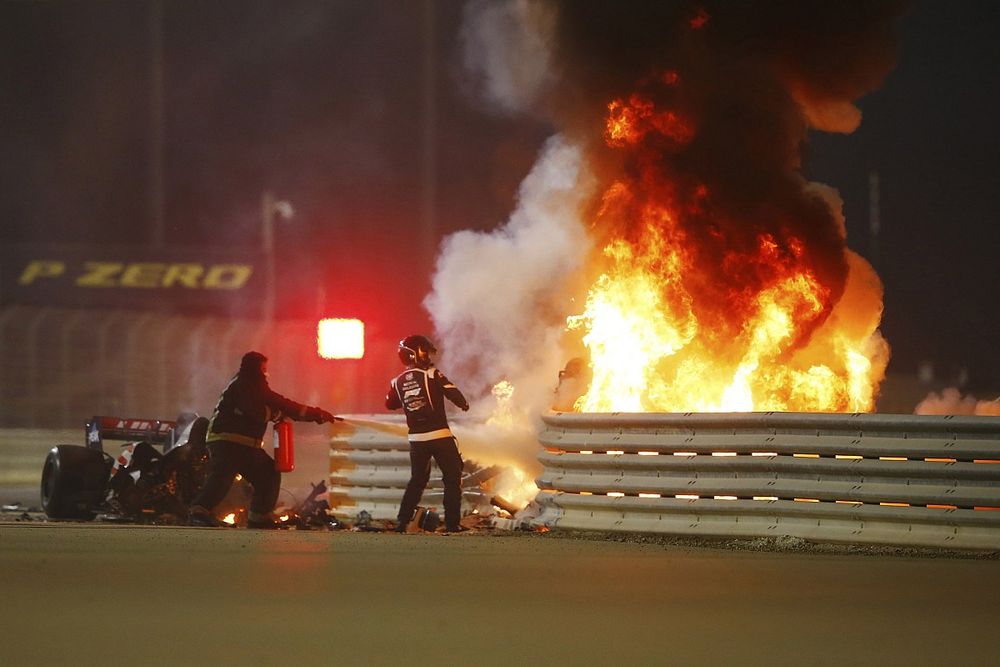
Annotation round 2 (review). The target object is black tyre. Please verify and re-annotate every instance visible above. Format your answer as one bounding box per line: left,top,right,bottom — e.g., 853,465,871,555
40,445,112,520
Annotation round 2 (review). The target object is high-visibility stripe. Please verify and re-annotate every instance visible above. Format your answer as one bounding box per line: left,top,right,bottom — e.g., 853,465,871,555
207,432,262,448
409,428,453,442
423,371,434,411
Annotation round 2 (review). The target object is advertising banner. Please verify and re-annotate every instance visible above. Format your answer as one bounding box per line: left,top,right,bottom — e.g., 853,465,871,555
0,244,265,316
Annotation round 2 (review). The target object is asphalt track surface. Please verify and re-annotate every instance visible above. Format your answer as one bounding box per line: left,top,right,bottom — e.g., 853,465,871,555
1,523,999,666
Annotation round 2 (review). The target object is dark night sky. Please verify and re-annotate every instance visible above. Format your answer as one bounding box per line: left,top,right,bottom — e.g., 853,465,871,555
1,0,998,389
805,0,1000,389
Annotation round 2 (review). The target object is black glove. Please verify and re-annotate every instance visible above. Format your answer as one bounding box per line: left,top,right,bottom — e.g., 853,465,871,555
308,407,337,423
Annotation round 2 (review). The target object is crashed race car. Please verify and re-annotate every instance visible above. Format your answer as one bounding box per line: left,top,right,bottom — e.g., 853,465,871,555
41,414,213,523
40,414,338,528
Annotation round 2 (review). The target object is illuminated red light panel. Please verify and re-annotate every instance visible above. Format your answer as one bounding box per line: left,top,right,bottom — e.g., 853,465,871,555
317,318,365,359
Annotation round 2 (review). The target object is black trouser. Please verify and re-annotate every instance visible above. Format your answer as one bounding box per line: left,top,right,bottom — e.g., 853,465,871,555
397,437,464,530
190,440,280,515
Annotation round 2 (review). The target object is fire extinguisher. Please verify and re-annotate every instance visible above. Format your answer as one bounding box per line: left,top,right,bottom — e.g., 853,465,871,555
273,419,294,472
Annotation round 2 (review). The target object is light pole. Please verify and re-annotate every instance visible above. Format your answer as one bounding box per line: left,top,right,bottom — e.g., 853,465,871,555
261,190,294,323
148,0,165,249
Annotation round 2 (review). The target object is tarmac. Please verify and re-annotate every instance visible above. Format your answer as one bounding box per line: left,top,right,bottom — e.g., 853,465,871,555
3,428,1000,665
2,521,1000,666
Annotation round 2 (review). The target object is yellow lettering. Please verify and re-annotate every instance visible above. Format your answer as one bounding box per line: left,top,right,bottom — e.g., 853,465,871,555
76,262,122,287
18,260,65,285
162,263,204,288
204,264,252,289
120,263,167,288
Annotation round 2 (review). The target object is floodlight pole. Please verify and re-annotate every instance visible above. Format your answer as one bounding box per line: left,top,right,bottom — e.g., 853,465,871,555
148,0,165,249
261,191,294,323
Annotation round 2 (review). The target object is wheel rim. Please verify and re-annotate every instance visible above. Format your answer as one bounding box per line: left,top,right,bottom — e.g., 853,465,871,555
41,459,56,507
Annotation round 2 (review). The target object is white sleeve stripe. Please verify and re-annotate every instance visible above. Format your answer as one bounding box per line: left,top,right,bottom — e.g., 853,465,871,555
423,370,434,411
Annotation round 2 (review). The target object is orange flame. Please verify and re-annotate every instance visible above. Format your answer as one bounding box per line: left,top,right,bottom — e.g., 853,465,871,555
568,80,888,413
689,8,710,30
605,94,694,147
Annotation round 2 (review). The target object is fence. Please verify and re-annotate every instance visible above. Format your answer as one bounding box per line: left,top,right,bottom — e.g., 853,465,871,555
534,411,1000,550
0,305,397,428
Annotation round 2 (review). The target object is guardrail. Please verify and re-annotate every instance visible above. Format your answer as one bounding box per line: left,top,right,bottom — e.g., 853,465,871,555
329,416,412,519
329,416,500,521
534,411,1000,550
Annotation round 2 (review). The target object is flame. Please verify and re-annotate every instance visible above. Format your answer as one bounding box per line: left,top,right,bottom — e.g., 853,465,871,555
491,466,538,510
689,7,710,30
222,512,237,525
458,380,540,509
567,79,887,413
605,94,694,148
486,380,517,427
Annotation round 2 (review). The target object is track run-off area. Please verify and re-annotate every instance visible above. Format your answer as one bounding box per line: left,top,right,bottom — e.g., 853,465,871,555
1,522,998,666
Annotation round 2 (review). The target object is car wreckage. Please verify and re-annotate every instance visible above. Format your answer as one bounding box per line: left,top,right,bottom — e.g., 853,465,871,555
39,414,335,528
38,414,537,532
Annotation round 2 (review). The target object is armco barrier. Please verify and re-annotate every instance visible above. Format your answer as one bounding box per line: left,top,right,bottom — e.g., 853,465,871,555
329,416,415,519
534,411,1000,550
328,416,500,521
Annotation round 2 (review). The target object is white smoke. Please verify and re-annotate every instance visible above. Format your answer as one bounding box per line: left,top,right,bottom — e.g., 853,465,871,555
915,388,1000,417
459,0,556,114
427,135,592,410
424,136,593,480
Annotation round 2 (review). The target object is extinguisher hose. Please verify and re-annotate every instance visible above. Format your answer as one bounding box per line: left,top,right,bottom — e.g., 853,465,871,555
335,417,409,438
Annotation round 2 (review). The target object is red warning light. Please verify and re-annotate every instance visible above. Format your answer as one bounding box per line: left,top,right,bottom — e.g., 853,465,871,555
317,318,365,359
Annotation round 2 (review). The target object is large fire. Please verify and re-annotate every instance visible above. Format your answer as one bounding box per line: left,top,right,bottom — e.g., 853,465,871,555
567,83,888,413
435,2,903,420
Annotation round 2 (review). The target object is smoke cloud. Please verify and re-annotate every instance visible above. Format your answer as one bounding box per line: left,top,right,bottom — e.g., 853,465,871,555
426,0,907,461
424,136,593,474
915,388,1000,417
459,0,557,115
538,0,908,356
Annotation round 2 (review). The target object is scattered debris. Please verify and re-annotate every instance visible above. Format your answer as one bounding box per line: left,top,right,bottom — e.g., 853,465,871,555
283,481,343,531
546,529,1000,559
414,507,440,532
352,510,375,531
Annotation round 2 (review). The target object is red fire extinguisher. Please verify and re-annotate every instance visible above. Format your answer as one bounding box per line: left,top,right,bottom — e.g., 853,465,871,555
273,419,294,472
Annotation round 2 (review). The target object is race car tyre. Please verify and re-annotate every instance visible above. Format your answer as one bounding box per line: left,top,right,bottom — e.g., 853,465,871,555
41,445,112,520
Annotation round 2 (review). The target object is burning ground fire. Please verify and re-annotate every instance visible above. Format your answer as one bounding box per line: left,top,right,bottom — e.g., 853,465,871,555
456,379,540,510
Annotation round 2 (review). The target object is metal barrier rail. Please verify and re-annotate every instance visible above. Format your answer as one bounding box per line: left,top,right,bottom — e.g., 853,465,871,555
535,411,1000,550
328,416,493,521
329,415,408,519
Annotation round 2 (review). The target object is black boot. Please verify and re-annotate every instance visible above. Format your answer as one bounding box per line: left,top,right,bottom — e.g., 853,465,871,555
188,506,223,527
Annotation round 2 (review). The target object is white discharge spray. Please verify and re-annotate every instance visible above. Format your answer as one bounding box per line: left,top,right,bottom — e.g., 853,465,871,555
423,136,593,494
